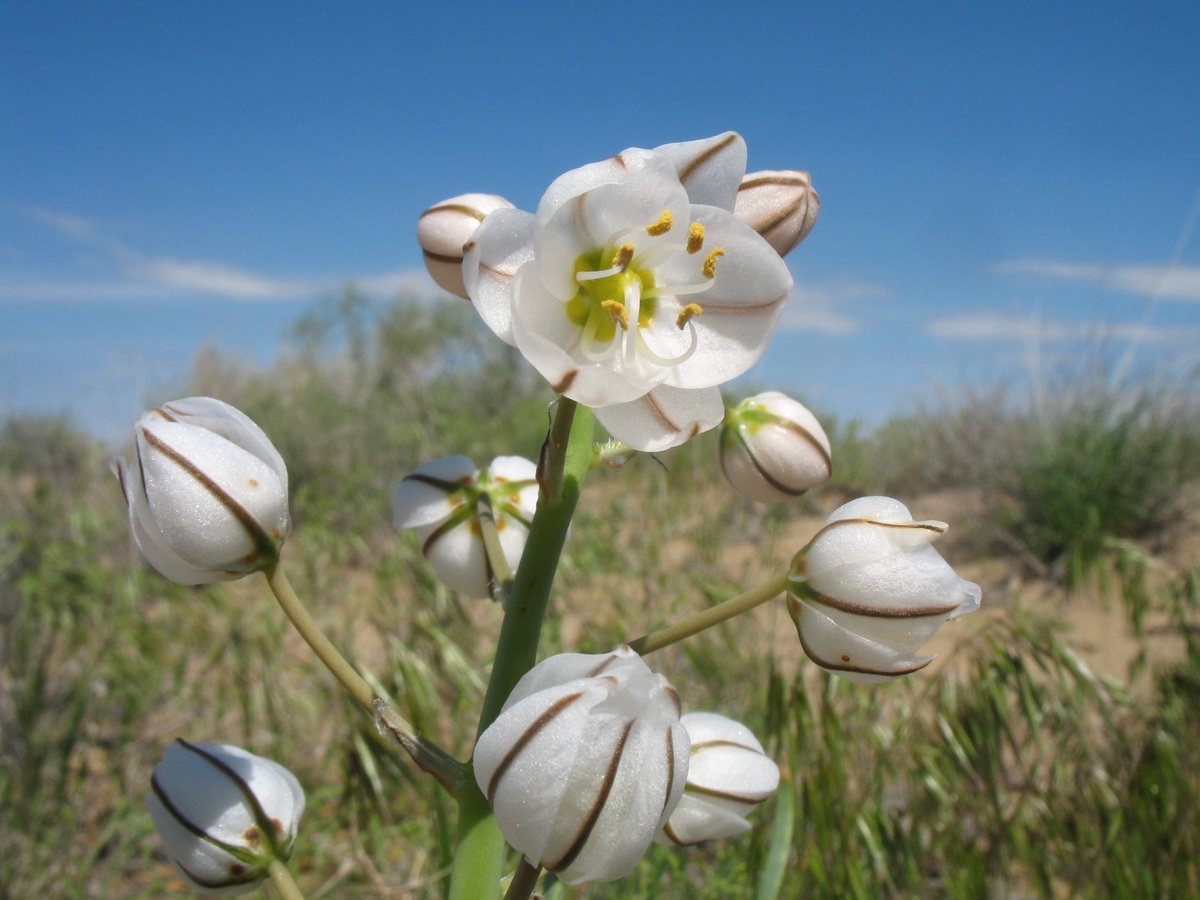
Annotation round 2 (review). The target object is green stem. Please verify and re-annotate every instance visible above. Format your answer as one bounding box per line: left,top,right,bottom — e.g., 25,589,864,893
627,572,789,655
476,492,515,604
263,564,464,791
267,859,307,900
503,858,542,900
446,398,595,900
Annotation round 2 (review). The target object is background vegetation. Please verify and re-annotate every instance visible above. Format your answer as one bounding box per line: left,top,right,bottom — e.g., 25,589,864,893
3,291,1199,899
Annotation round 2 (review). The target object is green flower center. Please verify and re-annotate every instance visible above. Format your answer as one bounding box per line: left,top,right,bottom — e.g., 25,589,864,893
566,248,658,343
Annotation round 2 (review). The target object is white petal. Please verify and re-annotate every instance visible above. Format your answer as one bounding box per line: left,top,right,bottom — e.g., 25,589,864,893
659,793,754,845
463,207,537,346
160,398,289,494
652,132,747,211
420,519,492,599
392,456,476,529
687,742,780,801
792,597,935,684
594,385,725,452
658,208,793,389
146,792,259,894
679,711,764,752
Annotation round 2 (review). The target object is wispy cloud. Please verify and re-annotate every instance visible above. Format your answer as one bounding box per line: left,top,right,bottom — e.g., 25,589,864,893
10,206,426,303
995,258,1200,302
778,278,891,335
926,311,1196,344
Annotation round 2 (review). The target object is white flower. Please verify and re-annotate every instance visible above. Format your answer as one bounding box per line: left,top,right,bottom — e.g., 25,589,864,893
418,193,515,298
788,497,981,683
392,455,538,599
463,132,794,452
473,646,690,884
146,740,305,896
658,712,780,845
113,397,290,585
719,391,832,502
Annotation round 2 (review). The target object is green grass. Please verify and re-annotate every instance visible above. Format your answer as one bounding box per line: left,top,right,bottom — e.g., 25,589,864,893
3,294,1199,898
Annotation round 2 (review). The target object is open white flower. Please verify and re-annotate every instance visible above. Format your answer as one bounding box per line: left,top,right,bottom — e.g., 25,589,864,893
463,133,794,451
473,646,689,884
788,496,982,683
146,740,305,896
392,455,538,599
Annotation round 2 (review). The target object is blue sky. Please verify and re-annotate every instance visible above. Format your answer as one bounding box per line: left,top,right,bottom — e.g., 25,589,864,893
3,1,1199,442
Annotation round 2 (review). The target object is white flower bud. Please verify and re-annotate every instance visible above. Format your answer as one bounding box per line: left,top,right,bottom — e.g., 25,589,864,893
392,455,538,599
733,170,819,257
788,497,981,683
657,712,780,845
146,740,305,896
473,646,690,884
417,193,515,298
113,397,290,585
719,391,832,502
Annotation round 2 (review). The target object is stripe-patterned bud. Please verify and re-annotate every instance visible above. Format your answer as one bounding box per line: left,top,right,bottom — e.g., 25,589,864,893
473,646,690,884
719,391,832,502
788,496,981,683
733,170,819,257
113,398,290,584
146,740,305,896
417,193,515,298
657,712,780,845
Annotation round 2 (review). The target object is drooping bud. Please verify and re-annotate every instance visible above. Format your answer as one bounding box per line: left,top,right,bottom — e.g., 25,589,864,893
719,391,832,502
392,455,538,599
733,170,819,257
146,740,305,896
788,496,981,683
657,712,780,845
417,193,515,298
113,397,290,585
473,646,690,884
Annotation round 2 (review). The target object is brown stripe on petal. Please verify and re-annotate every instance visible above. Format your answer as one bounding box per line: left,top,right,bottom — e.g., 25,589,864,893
586,652,621,678
802,584,963,619
485,691,587,804
548,719,635,873
677,133,739,187
812,516,947,542
696,287,791,315
479,260,516,282
551,369,578,394
660,725,677,818
611,153,629,170
739,172,811,191
420,202,491,222
423,248,466,265
140,429,278,560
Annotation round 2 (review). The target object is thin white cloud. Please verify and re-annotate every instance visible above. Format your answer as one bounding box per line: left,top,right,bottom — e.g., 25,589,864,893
778,277,891,335
927,311,1195,344
10,205,428,303
995,258,1200,302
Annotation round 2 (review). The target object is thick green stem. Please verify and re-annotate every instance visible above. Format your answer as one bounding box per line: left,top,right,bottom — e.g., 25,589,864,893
627,572,789,655
267,859,307,900
263,564,464,791
446,399,594,900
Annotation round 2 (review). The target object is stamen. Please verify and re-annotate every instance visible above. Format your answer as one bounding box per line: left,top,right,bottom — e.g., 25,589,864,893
687,223,705,254
702,248,725,279
610,243,635,270
646,210,673,236
676,303,704,329
635,324,699,367
602,299,630,330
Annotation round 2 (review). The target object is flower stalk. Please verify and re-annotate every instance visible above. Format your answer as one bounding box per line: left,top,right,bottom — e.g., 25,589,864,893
628,572,788,655
263,563,463,790
267,859,308,900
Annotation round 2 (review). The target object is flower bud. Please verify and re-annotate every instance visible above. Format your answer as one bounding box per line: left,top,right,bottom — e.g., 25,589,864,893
417,193,515,298
113,397,290,585
788,496,981,683
392,455,538,599
473,646,690,884
146,740,305,896
733,170,819,257
719,391,832,502
657,712,780,845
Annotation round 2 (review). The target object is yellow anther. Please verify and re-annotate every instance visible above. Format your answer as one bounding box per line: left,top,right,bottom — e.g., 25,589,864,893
702,248,725,279
676,303,704,329
611,243,635,270
646,210,674,236
601,298,630,330
687,222,705,254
